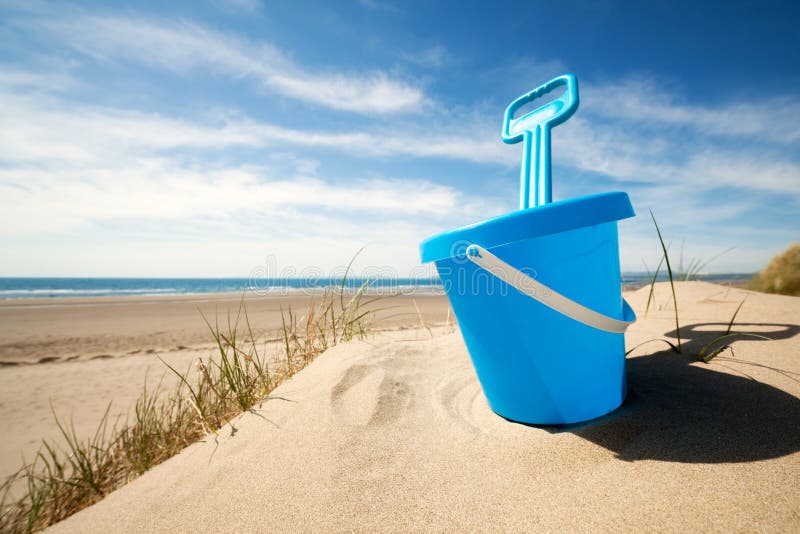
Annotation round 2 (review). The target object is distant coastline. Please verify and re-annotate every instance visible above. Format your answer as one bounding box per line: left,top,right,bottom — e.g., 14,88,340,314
620,272,754,290
0,274,754,300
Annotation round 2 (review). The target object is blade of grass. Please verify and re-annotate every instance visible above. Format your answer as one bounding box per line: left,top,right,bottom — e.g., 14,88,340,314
644,252,666,318
698,332,773,363
725,298,746,335
650,209,682,352
625,338,681,356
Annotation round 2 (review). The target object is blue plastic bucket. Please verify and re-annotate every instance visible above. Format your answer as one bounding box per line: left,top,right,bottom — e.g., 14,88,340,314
420,192,636,425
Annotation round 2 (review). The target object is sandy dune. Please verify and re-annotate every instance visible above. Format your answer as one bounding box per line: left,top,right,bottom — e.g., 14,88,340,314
45,282,799,532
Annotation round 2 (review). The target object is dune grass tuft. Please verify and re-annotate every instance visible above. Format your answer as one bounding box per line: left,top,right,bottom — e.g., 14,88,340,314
748,243,800,296
0,282,375,533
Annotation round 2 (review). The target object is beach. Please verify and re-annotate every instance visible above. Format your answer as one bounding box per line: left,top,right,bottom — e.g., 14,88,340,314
15,281,796,532
3,0,798,530
0,291,450,365
0,291,450,485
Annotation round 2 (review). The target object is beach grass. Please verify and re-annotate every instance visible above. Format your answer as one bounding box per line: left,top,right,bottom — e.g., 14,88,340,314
676,241,735,282
748,242,800,296
0,281,376,533
649,209,682,352
696,297,774,363
628,212,773,363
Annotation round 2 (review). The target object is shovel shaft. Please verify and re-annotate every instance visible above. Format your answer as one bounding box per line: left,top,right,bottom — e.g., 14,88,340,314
535,124,552,207
504,74,578,210
519,125,552,209
519,131,533,210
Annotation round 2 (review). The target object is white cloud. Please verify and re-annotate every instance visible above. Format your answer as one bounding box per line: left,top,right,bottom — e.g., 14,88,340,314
1,59,798,275
356,0,401,12
238,118,510,164
583,77,800,144
401,44,451,69
680,152,800,194
29,14,426,114
0,72,507,167
0,65,78,91
0,138,506,275
0,163,462,234
3,67,798,201
0,92,262,164
265,71,424,116
4,65,799,192
0,69,507,276
554,116,800,196
211,0,262,14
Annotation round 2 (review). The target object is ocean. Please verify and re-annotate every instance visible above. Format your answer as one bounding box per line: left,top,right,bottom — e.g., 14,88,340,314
0,273,754,300
0,277,444,299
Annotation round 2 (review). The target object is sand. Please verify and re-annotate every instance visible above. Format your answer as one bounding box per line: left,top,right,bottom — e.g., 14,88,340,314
0,291,451,365
38,282,799,532
0,292,450,484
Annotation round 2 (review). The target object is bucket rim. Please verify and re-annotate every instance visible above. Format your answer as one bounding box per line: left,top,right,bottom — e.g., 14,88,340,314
419,191,634,263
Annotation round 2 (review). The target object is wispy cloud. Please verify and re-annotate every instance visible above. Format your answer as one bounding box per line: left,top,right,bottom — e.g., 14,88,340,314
26,14,426,114
3,66,798,198
356,0,402,13
583,77,800,144
553,77,800,196
0,72,491,229
555,116,800,195
1,49,798,274
0,66,505,275
401,44,451,69
211,0,262,14
0,72,505,166
0,163,465,234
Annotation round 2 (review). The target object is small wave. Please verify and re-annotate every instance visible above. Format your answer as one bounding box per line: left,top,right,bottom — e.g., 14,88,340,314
0,288,178,295
0,288,182,299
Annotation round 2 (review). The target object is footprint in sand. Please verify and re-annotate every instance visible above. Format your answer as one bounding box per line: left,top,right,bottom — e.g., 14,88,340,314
330,364,412,426
330,365,385,426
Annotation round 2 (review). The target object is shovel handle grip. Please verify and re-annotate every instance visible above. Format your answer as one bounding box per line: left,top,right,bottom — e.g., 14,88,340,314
503,74,579,209
502,74,579,143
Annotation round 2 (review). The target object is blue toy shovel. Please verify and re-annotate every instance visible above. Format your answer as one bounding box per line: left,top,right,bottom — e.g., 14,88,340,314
502,74,579,209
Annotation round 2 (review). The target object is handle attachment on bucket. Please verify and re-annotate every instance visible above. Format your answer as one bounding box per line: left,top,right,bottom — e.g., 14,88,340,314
466,244,635,334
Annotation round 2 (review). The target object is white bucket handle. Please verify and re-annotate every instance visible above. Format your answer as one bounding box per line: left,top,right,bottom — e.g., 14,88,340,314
466,244,636,334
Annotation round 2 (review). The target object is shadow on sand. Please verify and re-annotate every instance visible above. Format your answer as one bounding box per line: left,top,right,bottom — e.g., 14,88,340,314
550,322,800,463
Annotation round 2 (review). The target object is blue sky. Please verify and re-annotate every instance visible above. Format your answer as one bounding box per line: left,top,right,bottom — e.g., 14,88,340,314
1,0,798,277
